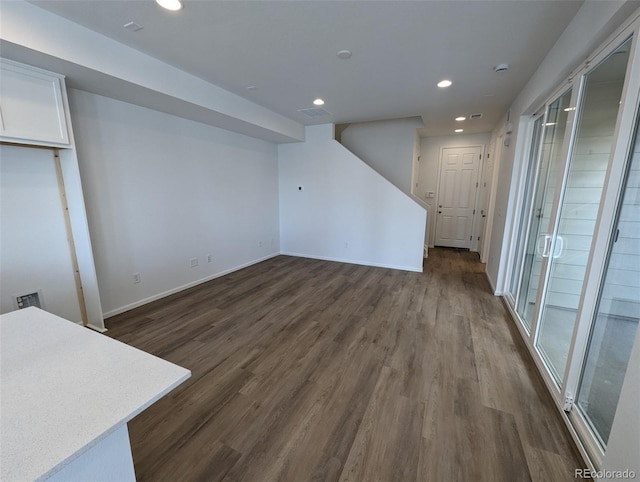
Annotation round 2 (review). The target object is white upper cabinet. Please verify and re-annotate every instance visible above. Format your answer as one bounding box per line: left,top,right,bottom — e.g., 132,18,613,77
0,59,70,147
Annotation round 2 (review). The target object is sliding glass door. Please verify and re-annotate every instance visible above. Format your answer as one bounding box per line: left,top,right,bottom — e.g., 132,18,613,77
506,29,638,463
514,91,572,331
535,38,632,384
576,114,640,446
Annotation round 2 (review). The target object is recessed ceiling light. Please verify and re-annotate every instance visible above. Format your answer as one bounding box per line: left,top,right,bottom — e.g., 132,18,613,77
494,63,510,72
455,116,466,122
313,98,325,106
156,0,182,11
454,129,464,133
437,80,452,88
245,85,258,91
563,107,576,112
337,50,352,60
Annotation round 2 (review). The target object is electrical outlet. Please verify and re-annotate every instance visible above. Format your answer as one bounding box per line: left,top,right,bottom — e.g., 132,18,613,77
259,241,262,248
133,272,141,284
190,257,198,268
207,254,213,263
344,242,349,248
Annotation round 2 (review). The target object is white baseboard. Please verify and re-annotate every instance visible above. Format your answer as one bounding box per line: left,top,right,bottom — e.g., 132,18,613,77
280,251,423,273
103,253,280,319
484,270,502,295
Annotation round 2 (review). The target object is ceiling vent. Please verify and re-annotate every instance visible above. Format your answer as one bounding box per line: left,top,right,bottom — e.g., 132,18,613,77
469,113,483,120
123,21,144,32
298,107,331,118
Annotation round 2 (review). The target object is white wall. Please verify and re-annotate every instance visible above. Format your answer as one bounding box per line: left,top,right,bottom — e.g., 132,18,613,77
340,117,424,195
279,124,426,272
0,145,82,323
68,89,280,317
418,133,491,247
486,0,639,291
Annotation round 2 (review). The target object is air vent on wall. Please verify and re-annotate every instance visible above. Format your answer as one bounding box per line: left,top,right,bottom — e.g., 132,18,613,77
469,113,483,119
298,107,331,118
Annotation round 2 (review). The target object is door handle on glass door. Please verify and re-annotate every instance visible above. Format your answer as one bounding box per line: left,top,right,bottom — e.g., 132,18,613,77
553,236,564,258
537,234,552,257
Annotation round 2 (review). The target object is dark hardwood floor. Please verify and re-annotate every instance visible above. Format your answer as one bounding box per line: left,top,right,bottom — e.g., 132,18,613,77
106,248,588,481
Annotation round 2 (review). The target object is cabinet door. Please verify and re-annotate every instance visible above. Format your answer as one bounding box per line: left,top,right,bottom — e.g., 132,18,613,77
0,60,70,147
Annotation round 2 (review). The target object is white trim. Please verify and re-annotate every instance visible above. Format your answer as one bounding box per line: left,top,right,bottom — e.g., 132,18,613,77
502,114,538,298
484,270,499,295
280,251,423,273
496,121,531,293
102,253,280,319
569,405,606,469
509,113,544,308
470,145,487,252
481,133,502,264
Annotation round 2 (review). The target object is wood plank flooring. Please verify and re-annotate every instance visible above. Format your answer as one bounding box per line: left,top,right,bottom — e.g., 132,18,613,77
106,248,588,482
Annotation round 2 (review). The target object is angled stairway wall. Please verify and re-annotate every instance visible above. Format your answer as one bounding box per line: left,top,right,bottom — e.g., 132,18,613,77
279,124,426,272
339,117,424,195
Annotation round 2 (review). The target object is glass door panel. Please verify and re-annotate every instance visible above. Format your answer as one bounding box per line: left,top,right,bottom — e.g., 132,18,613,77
515,91,572,330
576,113,640,447
509,116,543,308
535,38,632,384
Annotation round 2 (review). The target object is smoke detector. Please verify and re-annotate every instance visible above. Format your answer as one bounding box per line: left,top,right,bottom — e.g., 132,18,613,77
494,63,510,73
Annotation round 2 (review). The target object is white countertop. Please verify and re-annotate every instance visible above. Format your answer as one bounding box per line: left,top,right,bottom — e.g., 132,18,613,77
0,307,190,481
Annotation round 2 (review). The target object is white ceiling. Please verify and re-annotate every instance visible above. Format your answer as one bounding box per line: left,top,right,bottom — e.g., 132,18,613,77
28,0,583,137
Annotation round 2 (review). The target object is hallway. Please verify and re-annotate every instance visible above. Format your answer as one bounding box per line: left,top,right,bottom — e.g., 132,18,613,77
106,248,587,481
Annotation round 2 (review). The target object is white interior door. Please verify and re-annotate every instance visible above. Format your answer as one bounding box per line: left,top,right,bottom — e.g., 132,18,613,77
435,146,482,248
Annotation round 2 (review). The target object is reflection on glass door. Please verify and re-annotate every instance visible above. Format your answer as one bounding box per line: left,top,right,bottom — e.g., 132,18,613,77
576,114,640,446
515,92,572,330
535,39,632,384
